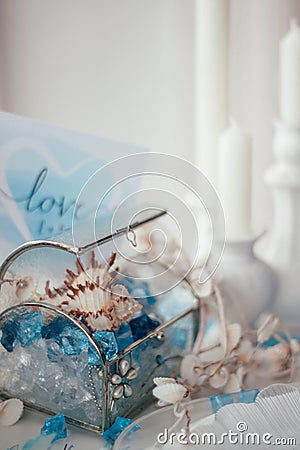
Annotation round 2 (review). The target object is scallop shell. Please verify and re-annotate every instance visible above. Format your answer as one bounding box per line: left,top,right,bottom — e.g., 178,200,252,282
153,377,177,386
153,382,188,406
41,252,142,331
0,398,24,426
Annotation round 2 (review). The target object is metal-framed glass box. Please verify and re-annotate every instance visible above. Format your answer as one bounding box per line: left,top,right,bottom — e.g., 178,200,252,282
0,211,199,433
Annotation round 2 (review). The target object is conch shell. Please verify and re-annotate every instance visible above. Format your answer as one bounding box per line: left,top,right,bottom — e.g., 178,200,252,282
42,252,142,331
0,398,24,426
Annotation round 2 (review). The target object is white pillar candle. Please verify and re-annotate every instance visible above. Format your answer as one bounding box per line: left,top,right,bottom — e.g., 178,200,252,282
195,0,229,187
280,19,300,127
218,120,252,239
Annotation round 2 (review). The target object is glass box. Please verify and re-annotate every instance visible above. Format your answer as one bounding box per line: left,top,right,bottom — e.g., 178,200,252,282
0,211,199,433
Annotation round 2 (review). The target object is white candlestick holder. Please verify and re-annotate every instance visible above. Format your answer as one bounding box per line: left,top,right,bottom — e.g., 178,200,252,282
262,120,300,324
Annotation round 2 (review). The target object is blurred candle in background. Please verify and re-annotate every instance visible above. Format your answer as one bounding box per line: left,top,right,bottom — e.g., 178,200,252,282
218,120,252,239
280,19,300,127
195,0,229,187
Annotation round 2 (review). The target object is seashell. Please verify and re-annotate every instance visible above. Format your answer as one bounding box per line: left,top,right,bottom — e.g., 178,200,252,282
236,366,245,387
237,339,253,363
15,276,36,300
0,398,24,426
153,377,176,386
291,338,300,354
153,382,188,406
257,314,279,344
209,366,229,389
41,252,142,331
181,354,205,387
226,323,242,354
223,373,241,394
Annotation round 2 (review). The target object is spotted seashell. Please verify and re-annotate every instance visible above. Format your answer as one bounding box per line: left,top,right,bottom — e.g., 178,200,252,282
41,252,142,331
0,398,24,426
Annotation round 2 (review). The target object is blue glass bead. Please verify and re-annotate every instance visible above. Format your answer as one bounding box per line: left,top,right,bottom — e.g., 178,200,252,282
129,314,160,341
102,416,132,445
114,323,134,351
17,311,43,347
41,412,67,442
156,354,164,365
1,319,19,352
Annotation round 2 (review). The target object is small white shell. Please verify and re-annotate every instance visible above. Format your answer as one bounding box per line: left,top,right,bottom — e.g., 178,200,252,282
209,367,229,389
226,323,242,353
291,338,300,354
153,377,176,386
0,398,24,426
257,314,279,344
15,276,36,300
181,354,204,387
153,383,188,406
223,373,241,394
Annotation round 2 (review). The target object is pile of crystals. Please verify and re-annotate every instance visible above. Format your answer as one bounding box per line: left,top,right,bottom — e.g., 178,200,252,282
0,311,101,425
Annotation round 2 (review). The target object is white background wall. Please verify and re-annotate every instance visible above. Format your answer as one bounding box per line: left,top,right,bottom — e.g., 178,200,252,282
0,0,300,232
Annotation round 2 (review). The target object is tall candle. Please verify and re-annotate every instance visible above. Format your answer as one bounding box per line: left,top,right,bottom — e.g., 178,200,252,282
195,0,229,187
218,120,252,239
280,19,300,127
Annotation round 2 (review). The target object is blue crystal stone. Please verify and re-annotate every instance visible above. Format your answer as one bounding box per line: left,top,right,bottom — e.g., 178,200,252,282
130,314,160,341
41,412,67,442
58,326,89,356
90,331,118,362
17,311,43,347
1,319,19,352
42,317,89,356
103,416,132,446
210,389,259,414
114,323,134,351
41,316,68,339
